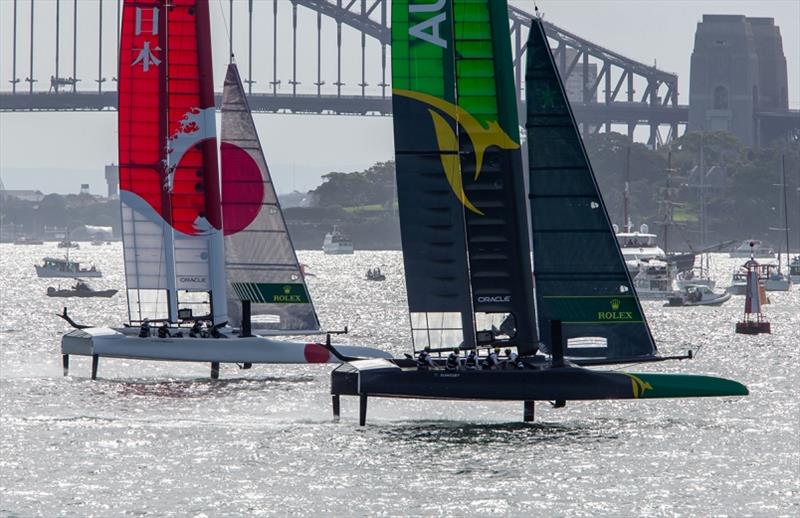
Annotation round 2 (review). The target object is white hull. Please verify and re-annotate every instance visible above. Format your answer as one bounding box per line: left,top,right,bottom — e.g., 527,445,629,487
764,278,791,291
666,292,731,307
36,266,102,278
62,327,391,365
729,251,774,258
635,291,674,300
323,245,354,255
676,278,715,290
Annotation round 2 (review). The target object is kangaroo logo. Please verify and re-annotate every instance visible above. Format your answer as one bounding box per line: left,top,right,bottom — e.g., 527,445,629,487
394,88,519,216
624,374,653,398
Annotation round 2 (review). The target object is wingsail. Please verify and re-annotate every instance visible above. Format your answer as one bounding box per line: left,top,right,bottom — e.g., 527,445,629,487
392,0,537,354
220,64,320,333
118,0,226,324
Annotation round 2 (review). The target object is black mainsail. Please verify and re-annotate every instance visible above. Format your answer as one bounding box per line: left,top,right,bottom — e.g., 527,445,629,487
392,0,537,354
525,18,657,360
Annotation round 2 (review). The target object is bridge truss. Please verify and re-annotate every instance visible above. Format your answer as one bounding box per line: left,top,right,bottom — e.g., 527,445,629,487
1,0,692,146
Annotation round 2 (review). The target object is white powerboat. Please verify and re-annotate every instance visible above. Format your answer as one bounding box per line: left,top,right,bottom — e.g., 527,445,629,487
36,257,102,278
729,240,774,258
790,256,800,284
323,226,354,255
665,285,731,307
615,223,665,271
633,259,676,300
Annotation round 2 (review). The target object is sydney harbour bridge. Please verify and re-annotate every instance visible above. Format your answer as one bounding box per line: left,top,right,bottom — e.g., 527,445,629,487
0,0,770,147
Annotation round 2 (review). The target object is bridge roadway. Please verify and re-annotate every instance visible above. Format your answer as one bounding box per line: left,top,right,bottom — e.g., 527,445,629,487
0,91,690,127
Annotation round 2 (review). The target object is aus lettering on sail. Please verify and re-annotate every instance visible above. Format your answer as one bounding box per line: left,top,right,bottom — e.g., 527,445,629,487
131,7,161,72
409,0,447,48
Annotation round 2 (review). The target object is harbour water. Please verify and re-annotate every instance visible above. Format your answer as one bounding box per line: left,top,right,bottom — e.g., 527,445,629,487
1,244,798,516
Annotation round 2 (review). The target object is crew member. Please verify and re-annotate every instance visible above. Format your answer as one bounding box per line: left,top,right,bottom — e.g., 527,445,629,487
416,346,435,371
484,348,500,370
445,348,461,371
157,322,171,338
138,319,151,338
189,320,203,338
464,350,479,370
503,349,519,370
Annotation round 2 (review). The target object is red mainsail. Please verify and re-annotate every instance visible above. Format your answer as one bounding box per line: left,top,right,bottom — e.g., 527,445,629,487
118,0,226,323
119,0,221,234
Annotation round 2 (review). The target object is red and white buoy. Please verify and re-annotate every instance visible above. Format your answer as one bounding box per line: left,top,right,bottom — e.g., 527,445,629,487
735,243,771,335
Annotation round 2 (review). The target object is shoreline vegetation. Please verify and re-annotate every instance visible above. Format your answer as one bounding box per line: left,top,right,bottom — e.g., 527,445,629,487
1,131,798,252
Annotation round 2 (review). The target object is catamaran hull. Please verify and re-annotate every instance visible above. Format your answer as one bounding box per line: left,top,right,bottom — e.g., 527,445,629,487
61,327,391,366
331,360,748,402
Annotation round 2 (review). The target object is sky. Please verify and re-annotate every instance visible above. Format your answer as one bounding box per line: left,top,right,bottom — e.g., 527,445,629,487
0,0,798,195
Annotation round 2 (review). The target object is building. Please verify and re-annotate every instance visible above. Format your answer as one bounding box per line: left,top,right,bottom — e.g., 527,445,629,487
689,15,788,146
556,48,598,104
105,164,119,199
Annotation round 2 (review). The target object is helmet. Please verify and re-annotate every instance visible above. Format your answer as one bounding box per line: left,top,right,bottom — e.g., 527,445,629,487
452,348,460,354
504,349,511,355
494,348,500,354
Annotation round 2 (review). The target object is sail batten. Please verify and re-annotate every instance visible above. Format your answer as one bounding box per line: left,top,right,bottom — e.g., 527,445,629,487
221,63,320,332
526,18,657,360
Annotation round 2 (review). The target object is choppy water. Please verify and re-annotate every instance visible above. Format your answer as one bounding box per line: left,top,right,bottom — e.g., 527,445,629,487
1,244,798,517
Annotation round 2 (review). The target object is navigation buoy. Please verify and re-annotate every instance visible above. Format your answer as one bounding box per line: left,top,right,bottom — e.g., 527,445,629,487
735,243,771,335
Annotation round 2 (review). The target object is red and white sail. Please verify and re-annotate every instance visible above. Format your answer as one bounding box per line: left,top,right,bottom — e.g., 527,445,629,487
118,0,226,324
220,64,320,332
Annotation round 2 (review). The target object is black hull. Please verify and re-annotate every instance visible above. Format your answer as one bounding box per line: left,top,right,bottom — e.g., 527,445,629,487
47,290,118,298
332,363,637,401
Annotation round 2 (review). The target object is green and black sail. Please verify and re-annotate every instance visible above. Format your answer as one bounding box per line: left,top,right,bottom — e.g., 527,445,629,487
392,0,537,353
525,18,657,360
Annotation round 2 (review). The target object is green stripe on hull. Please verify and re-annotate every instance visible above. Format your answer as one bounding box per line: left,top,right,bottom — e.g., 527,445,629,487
620,372,749,399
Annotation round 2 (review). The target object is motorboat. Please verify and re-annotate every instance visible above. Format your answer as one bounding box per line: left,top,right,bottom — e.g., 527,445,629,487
615,223,665,271
790,256,800,283
323,226,354,255
676,269,715,290
36,257,102,278
632,259,676,300
729,240,774,258
676,254,715,290
665,285,731,307
14,236,44,245
57,239,80,249
365,268,386,281
726,265,789,293
47,281,118,298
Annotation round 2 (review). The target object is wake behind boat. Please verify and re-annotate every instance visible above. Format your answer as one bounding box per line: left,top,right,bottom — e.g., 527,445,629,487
331,6,746,425
59,1,388,379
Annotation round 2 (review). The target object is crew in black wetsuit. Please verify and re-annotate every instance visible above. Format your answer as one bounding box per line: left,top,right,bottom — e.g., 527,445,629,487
416,346,435,370
189,321,203,338
445,348,461,371
157,322,171,338
139,319,151,338
464,351,479,371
